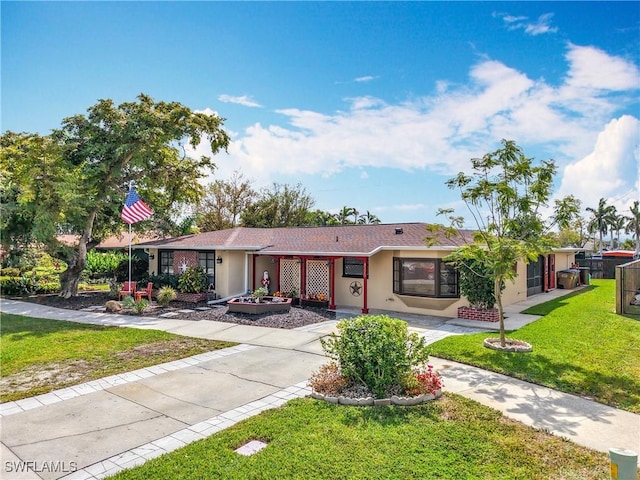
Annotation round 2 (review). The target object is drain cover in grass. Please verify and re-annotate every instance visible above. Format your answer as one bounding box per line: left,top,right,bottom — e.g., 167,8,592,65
235,440,268,456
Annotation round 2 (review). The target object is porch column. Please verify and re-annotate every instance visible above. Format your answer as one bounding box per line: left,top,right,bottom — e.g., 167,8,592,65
300,256,307,297
361,257,369,314
251,254,256,291
275,257,281,293
329,258,336,310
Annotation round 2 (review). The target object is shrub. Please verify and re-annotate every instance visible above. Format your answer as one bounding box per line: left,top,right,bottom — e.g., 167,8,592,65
321,315,431,398
148,273,179,289
121,295,136,308
308,362,348,396
251,287,268,299
132,298,148,315
456,258,501,309
85,250,129,278
177,266,207,293
157,286,177,306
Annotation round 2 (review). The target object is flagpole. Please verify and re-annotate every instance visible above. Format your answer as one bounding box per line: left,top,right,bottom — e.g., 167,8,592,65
128,222,132,288
128,180,133,288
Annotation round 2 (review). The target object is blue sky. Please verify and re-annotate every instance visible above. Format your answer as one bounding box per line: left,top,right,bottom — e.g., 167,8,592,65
3,2,639,225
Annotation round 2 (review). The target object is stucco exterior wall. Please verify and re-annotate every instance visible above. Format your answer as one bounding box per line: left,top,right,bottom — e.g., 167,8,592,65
215,250,248,297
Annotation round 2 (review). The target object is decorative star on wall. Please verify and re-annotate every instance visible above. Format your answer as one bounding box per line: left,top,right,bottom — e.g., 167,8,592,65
180,258,189,273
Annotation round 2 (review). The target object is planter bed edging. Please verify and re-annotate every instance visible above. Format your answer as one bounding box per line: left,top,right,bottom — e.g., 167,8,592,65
310,389,442,406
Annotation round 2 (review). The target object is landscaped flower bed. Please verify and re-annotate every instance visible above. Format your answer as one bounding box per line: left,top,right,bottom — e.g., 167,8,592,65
309,315,443,406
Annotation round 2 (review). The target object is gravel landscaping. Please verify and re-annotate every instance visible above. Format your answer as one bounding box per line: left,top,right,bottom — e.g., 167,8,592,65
15,291,337,330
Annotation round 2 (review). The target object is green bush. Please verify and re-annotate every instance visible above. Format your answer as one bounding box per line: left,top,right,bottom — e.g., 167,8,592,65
177,266,207,293
147,273,179,289
85,250,129,278
0,267,20,277
121,295,136,308
321,315,431,398
156,286,177,306
0,275,38,296
132,298,148,315
456,258,498,309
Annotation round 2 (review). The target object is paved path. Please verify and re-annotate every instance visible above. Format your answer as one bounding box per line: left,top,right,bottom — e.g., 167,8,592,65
1,296,638,479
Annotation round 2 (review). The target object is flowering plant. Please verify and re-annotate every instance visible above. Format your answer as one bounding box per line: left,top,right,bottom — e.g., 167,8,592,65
403,364,443,396
306,293,327,301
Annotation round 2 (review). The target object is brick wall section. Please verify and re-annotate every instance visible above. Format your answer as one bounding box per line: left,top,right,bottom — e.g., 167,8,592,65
457,307,499,322
174,251,199,274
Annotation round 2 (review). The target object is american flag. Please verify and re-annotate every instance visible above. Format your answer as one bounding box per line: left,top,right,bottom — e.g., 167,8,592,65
121,187,154,225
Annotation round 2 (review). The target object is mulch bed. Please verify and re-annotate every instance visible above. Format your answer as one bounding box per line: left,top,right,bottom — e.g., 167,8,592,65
12,292,335,330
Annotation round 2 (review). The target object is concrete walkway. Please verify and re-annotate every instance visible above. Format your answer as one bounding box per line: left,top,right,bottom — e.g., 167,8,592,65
1,293,638,479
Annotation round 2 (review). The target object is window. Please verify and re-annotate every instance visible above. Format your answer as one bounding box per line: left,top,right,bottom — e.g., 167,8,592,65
343,257,368,278
392,257,459,298
199,251,216,289
159,251,174,274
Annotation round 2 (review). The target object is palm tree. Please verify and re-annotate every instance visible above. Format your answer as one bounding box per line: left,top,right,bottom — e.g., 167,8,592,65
626,201,640,254
586,198,615,252
357,211,381,224
610,212,628,249
337,206,357,225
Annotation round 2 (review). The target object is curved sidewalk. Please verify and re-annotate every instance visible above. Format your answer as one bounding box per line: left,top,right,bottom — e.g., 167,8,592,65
1,299,638,479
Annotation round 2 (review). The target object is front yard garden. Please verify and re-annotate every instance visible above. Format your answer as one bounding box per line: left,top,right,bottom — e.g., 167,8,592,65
429,279,640,413
110,395,607,480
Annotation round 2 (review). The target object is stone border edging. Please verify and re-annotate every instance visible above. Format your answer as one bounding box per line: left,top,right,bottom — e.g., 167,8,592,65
310,389,443,406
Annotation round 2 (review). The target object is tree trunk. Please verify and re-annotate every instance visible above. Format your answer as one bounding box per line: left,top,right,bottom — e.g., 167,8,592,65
59,211,96,298
495,277,506,347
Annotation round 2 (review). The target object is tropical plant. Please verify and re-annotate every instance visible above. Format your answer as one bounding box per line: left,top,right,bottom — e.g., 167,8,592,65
586,198,616,252
357,210,381,225
132,298,148,315
177,265,208,293
627,201,640,254
320,315,430,398
156,286,177,306
85,251,129,279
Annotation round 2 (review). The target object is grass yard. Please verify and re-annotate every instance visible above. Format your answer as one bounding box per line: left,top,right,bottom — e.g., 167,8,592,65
0,313,237,402
111,395,607,480
429,279,640,413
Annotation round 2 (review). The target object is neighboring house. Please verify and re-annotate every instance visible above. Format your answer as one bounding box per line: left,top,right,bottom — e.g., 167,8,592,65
135,223,578,318
58,233,162,259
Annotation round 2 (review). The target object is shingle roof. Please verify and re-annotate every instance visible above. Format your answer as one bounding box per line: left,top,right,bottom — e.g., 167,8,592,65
136,223,474,256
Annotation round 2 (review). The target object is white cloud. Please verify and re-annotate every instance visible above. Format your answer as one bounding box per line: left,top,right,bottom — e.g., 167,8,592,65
495,12,557,36
218,94,262,108
564,44,640,91
556,115,640,213
354,75,378,83
189,43,638,216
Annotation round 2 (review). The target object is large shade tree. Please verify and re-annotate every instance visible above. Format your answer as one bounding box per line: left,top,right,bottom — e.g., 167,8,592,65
240,182,315,227
427,140,579,348
1,94,230,297
195,171,256,231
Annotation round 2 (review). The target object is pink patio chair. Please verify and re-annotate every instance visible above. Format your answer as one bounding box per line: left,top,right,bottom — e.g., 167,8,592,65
135,282,153,302
118,281,137,300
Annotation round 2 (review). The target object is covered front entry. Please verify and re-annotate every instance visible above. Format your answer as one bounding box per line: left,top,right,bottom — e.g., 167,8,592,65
271,255,369,313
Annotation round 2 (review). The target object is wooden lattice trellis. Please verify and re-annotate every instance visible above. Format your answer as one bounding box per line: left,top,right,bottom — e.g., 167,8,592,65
279,259,301,295
306,260,329,297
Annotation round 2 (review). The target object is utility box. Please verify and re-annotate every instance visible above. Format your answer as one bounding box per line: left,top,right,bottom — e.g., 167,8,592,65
557,270,579,289
609,448,637,480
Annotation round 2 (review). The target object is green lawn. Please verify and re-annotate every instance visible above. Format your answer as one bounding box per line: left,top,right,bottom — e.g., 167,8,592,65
111,395,607,480
0,314,236,402
429,279,640,413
